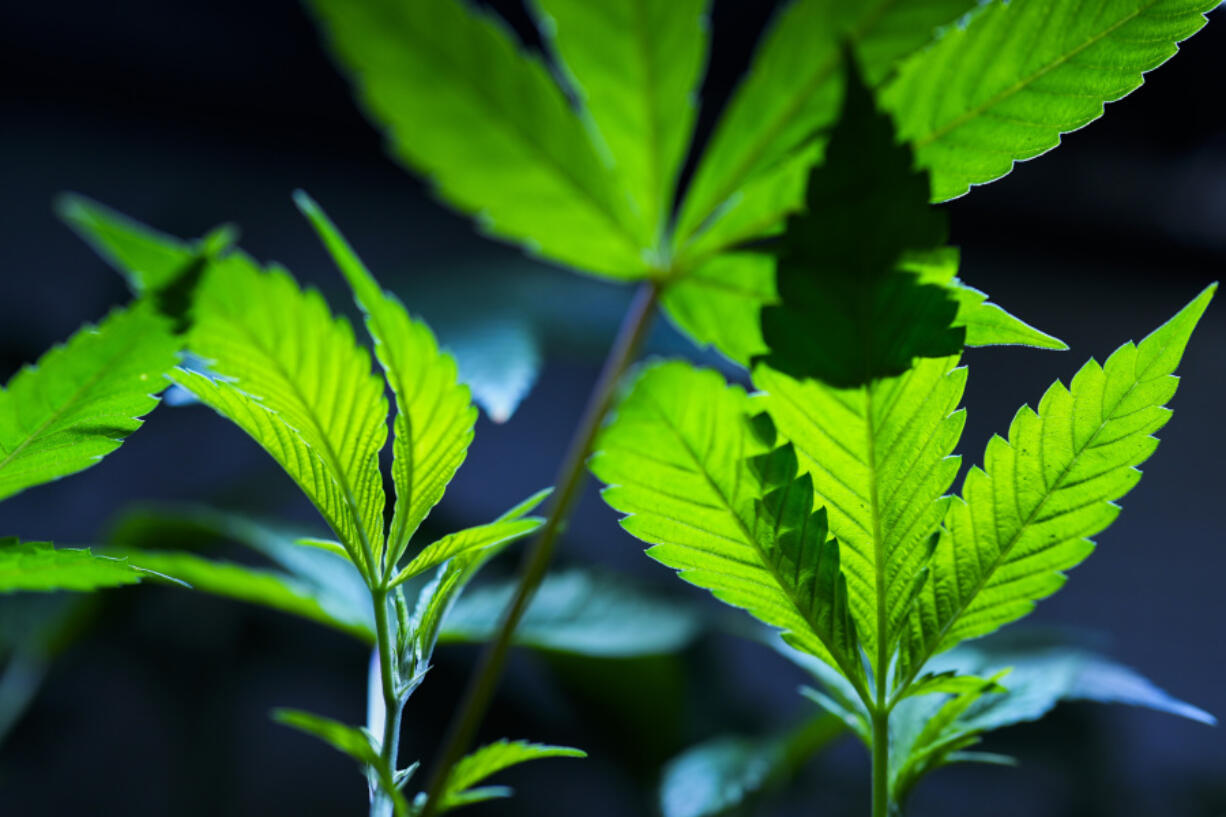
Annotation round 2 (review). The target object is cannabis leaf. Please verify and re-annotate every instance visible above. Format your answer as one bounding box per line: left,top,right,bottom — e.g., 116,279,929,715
0,302,178,502
753,354,966,679
898,285,1216,684
590,362,866,696
307,0,645,278
673,0,977,255
532,0,709,246
435,739,586,812
0,540,154,593
296,193,477,572
756,57,961,387
880,0,1218,201
659,716,841,817
173,252,389,576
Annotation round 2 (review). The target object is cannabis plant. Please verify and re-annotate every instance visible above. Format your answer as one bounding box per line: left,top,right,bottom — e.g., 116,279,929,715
300,0,1217,813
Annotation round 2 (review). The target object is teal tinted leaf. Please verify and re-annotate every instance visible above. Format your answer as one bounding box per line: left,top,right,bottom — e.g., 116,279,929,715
173,253,388,576
436,739,585,813
389,518,542,588
756,59,961,388
659,716,842,817
881,0,1218,201
445,317,540,424
901,248,1068,350
113,548,374,641
590,362,866,693
889,631,1213,799
900,285,1216,681
297,193,476,569
660,253,775,366
754,354,966,677
890,671,1009,802
0,539,165,593
306,0,646,278
440,568,704,657
107,504,373,632
0,302,178,502
674,0,976,254
533,0,709,244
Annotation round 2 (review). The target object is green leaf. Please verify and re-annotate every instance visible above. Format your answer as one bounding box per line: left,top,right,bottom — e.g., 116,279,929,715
880,0,1218,201
435,739,585,813
404,490,550,674
440,568,704,657
889,631,1214,801
591,362,866,695
674,0,976,254
532,0,709,245
660,253,775,367
173,253,388,576
0,539,153,594
889,670,1009,801
111,548,374,641
899,670,1006,702
756,58,962,388
274,708,408,815
306,0,646,278
659,716,842,817
753,354,966,678
389,518,542,588
107,504,373,633
0,302,178,502
296,193,476,570
899,285,1216,682
900,248,1068,350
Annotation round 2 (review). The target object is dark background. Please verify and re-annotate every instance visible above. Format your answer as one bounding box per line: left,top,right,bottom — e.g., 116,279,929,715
1,2,1223,816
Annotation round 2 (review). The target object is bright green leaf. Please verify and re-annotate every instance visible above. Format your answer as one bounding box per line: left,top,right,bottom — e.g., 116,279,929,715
899,285,1216,682
753,354,966,678
591,362,866,695
296,193,476,570
660,253,775,367
0,302,178,502
0,539,173,594
436,739,585,813
389,518,542,589
881,0,1218,201
173,253,388,576
900,248,1068,350
306,0,647,278
533,0,709,245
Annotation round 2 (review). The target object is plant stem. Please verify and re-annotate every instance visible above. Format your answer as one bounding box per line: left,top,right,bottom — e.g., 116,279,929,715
417,281,660,817
871,708,889,817
371,588,403,817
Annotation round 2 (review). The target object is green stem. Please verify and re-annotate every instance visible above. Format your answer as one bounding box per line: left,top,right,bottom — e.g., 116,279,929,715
417,281,661,817
371,588,403,817
871,708,889,817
